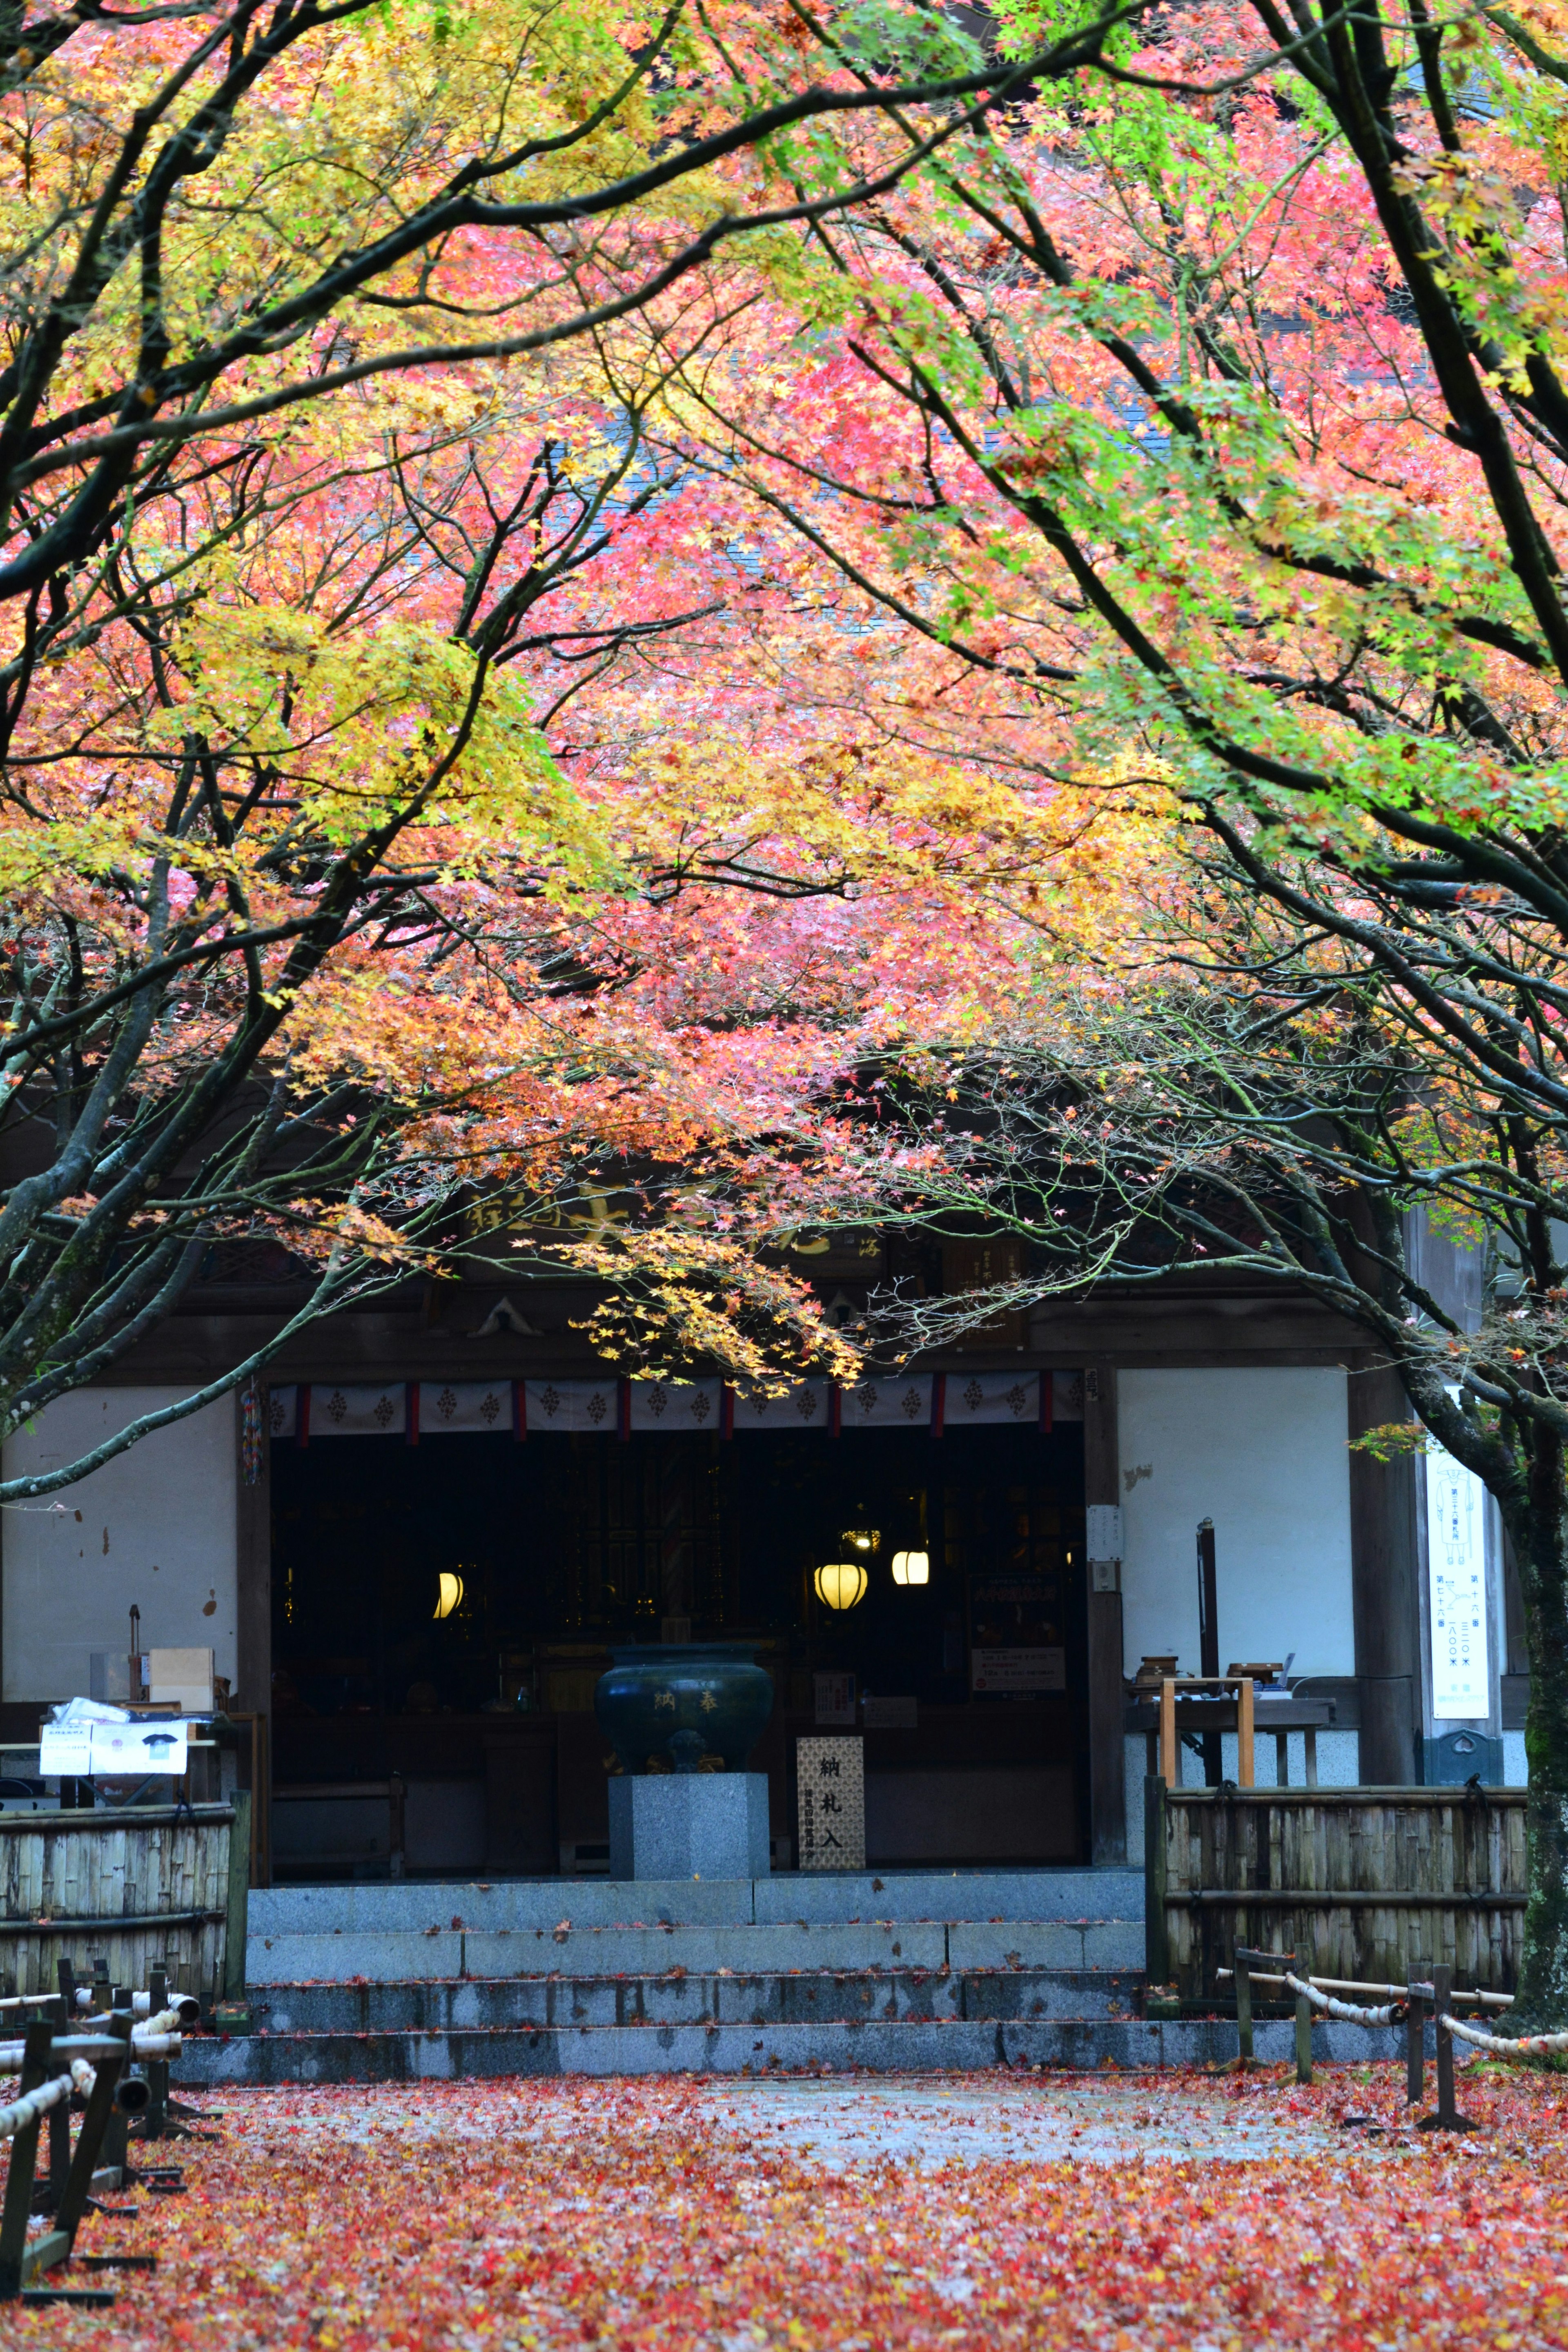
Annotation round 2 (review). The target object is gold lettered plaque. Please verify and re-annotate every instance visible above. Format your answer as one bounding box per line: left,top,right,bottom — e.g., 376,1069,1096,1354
796,1735,865,1871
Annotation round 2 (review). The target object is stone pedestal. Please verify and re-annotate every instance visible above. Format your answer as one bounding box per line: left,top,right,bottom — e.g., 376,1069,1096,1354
608,1773,770,1881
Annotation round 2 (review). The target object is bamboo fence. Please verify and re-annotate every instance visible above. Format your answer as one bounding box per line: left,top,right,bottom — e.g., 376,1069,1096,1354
0,1803,241,2000
1145,1780,1528,2000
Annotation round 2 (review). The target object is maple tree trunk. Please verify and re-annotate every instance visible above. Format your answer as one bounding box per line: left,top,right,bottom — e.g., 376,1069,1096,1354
1508,1427,1568,2031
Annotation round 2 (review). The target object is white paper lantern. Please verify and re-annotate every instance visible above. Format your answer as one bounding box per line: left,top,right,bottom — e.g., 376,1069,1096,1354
814,1560,869,1611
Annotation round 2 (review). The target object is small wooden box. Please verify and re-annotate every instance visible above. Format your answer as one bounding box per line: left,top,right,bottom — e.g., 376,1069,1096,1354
147,1647,215,1711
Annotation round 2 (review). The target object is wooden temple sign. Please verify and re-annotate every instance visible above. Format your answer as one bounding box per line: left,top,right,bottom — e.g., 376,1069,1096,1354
784,1230,885,1278
465,1184,635,1238
796,1736,865,1871
1156,1676,1256,1788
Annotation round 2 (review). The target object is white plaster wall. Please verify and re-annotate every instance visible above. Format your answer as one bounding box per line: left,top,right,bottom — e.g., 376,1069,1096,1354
1118,1367,1355,1680
2,1388,237,1701
1123,1728,1362,1855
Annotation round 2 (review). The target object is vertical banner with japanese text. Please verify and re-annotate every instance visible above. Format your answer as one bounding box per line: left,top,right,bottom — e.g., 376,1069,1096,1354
1425,1440,1491,1721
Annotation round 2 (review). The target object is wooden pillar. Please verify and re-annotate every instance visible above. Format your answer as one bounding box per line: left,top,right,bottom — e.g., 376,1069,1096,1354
235,1388,272,1882
1084,1359,1126,1863
1347,1355,1419,1783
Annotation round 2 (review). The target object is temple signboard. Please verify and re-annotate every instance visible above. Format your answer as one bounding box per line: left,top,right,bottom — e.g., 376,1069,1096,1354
1425,1443,1491,1721
796,1736,865,1870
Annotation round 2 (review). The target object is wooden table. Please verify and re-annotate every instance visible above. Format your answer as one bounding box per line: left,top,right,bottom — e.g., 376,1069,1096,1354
1125,1690,1336,1786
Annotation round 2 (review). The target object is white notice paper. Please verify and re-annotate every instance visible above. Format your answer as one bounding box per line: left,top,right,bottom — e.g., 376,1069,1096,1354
42,1722,192,1768
1426,1443,1491,1720
38,1726,92,1776
970,1646,1067,1695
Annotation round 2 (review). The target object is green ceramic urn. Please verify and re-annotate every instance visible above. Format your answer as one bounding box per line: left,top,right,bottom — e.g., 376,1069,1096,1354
595,1643,773,1776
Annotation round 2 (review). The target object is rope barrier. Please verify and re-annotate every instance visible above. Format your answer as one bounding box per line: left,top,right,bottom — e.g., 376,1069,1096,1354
0,2026,180,2072
0,2071,72,2145
1282,1970,1404,2027
1441,2011,1568,2056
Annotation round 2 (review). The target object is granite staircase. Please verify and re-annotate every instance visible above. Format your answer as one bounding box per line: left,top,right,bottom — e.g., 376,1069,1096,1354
175,1867,1298,2081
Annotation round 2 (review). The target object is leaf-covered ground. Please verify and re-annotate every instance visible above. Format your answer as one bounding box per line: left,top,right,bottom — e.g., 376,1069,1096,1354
4,2065,1566,2350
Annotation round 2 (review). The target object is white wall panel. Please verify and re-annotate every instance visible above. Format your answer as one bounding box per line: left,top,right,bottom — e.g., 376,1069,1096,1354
2,1388,237,1701
1118,1367,1354,1680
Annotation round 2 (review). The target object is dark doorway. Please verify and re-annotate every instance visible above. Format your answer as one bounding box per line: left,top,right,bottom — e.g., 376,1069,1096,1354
270,1420,1087,1874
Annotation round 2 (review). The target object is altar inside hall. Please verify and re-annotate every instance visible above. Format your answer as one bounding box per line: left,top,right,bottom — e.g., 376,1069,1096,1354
266,1370,1088,1878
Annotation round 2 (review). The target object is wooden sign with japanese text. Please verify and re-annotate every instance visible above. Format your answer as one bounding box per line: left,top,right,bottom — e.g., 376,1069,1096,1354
796,1736,865,1871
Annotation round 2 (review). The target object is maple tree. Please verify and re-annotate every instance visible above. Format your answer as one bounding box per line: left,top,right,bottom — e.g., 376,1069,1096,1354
0,0,1167,1497
625,0,1568,2026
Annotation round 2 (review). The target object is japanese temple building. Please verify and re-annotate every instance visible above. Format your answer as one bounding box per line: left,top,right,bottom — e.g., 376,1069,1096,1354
0,1230,1529,1882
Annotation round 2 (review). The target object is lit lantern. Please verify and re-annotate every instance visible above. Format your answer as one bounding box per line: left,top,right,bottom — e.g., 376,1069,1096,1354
840,1528,880,1553
434,1571,465,1621
891,1550,930,1586
814,1560,868,1611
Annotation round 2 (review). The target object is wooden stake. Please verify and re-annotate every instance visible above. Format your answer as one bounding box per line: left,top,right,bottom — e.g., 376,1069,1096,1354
1419,1965,1479,2134
1233,1946,1256,2064
224,1793,252,2004
1406,1967,1426,2105
52,2013,131,2246
43,1998,68,2216
147,1969,168,2141
0,2021,53,2297
1144,1775,1170,1987
1294,1947,1314,2087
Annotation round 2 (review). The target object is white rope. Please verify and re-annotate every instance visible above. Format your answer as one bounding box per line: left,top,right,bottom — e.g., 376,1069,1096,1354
0,2073,72,2143
1442,2011,1568,2056
1283,1970,1403,2027
0,2024,180,2070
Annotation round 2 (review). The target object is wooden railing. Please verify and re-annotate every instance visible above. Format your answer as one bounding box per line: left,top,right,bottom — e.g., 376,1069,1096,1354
1145,1779,1527,2000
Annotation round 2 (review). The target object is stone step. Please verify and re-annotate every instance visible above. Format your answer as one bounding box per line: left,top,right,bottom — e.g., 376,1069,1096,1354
249,1866,1145,1940
251,1968,1144,2033
249,1917,1146,1984
182,2013,1410,2085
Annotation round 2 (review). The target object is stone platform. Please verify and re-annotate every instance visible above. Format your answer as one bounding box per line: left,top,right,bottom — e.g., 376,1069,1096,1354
180,1868,1417,2082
